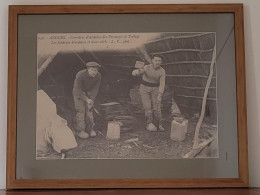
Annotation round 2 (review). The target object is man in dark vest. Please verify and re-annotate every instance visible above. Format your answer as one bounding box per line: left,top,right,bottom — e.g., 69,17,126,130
73,62,101,139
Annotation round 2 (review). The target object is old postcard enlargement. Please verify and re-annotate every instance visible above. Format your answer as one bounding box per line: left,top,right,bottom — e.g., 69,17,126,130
36,32,218,160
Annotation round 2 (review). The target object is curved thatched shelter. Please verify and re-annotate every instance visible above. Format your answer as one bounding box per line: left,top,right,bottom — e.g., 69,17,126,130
38,32,217,129
144,32,216,118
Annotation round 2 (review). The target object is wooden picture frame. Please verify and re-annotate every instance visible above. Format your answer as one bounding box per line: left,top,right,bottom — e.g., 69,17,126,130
7,4,248,189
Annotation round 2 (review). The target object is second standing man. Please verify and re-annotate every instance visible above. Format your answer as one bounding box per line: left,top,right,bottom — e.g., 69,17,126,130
132,54,166,131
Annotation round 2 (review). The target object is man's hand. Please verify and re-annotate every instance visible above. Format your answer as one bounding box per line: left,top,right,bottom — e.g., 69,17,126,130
85,98,94,108
132,69,140,76
157,93,162,103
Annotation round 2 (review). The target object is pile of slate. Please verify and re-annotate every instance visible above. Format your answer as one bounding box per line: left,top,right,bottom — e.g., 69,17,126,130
100,102,136,132
100,102,123,121
114,115,137,132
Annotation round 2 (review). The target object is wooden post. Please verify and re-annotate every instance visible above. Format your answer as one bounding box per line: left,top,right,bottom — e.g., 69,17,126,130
37,53,57,77
183,136,215,158
192,45,216,149
138,45,152,63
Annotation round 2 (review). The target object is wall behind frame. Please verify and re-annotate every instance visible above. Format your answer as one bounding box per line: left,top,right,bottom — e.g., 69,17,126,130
0,0,260,189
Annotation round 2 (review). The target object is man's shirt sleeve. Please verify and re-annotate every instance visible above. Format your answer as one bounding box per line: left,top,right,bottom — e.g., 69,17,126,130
73,71,86,99
159,69,166,94
87,73,101,101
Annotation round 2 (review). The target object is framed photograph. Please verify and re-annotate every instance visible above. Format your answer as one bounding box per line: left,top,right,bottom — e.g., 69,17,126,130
7,4,248,189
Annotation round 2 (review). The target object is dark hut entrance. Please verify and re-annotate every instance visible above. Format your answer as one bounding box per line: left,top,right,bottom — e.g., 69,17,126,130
38,49,148,132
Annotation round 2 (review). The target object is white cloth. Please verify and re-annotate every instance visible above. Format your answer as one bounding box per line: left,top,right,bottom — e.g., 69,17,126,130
36,90,77,154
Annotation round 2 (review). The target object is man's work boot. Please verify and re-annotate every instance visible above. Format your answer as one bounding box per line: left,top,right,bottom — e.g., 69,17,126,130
78,131,89,139
146,123,157,132
90,130,97,137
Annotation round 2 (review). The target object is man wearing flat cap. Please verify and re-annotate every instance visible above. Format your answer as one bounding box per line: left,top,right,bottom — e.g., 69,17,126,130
73,61,101,139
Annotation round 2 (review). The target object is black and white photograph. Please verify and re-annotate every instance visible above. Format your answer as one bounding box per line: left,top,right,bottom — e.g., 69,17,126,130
36,32,218,160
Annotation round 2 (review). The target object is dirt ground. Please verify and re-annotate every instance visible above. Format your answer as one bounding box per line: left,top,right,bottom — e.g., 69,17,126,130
39,112,217,160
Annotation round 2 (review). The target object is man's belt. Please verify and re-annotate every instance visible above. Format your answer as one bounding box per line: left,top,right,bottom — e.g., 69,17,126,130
141,80,160,87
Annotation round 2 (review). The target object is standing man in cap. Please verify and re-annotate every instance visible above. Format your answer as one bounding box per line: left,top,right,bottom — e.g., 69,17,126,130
132,54,166,132
73,61,101,139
